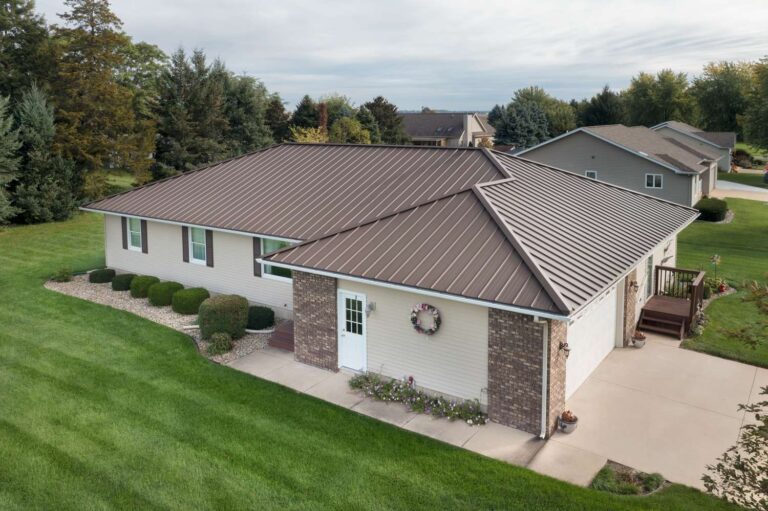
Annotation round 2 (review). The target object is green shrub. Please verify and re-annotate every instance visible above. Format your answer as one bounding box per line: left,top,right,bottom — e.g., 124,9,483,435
695,197,728,222
247,305,275,330
590,466,640,495
88,268,115,283
111,273,136,291
207,332,233,356
638,472,664,492
171,287,210,315
52,267,72,282
147,281,184,306
198,294,249,340
130,275,160,298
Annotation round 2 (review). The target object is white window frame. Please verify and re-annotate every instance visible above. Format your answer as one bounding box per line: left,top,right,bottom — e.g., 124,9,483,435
585,170,598,179
645,173,663,189
127,217,142,252
261,238,294,282
189,227,207,265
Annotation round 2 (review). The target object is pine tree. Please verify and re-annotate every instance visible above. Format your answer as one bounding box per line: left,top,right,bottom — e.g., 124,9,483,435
356,106,381,143
363,96,409,144
265,94,290,143
290,95,319,129
0,95,20,223
224,74,273,155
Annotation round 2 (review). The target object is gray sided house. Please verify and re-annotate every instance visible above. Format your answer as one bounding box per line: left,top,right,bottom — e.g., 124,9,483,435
518,125,722,207
652,121,736,172
400,112,494,147
83,144,697,439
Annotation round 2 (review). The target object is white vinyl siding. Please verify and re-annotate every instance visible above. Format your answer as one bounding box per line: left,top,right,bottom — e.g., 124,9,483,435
105,215,293,318
127,217,142,251
338,279,489,405
189,227,206,264
645,174,663,189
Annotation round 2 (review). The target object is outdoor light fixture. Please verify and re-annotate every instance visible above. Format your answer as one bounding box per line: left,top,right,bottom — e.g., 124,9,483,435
366,302,376,317
559,342,571,358
629,280,640,292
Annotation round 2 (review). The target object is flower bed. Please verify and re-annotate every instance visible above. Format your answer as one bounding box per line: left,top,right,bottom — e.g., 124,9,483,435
348,373,487,425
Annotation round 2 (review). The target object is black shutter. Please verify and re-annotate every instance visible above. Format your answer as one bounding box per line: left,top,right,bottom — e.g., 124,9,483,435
140,220,148,253
182,226,189,262
121,217,128,249
253,237,262,276
205,230,214,267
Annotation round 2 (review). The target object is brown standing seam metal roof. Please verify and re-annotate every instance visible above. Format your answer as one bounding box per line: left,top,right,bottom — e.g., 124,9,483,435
653,121,736,149
84,144,507,240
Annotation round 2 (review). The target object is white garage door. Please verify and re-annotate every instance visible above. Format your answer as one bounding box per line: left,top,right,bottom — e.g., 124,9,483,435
565,285,620,399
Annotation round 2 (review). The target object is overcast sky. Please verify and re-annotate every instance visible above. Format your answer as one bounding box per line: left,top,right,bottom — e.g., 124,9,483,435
36,0,768,111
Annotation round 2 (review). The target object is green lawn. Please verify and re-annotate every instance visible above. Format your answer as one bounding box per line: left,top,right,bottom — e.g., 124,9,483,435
717,171,768,190
105,170,138,194
0,214,737,510
679,198,768,367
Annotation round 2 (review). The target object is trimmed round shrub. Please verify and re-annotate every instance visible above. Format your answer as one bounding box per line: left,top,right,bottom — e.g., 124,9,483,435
130,275,160,298
207,332,233,356
147,281,184,306
111,273,136,291
695,197,727,222
247,305,275,330
88,268,115,283
198,294,249,340
172,287,210,315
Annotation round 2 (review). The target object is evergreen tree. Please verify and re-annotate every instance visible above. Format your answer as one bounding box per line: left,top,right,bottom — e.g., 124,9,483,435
356,106,381,143
512,86,576,136
223,74,273,155
291,95,319,129
0,95,20,223
363,96,409,144
320,93,355,127
577,86,626,126
489,99,549,148
0,0,55,99
265,94,290,143
12,85,76,223
328,117,370,144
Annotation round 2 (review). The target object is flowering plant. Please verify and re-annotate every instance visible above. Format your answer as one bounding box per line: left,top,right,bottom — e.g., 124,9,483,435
410,303,441,335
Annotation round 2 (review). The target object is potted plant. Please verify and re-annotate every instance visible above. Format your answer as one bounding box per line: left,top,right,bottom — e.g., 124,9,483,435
559,410,578,433
633,331,646,348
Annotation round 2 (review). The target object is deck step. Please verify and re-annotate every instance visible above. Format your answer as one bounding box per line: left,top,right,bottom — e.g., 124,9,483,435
268,320,294,352
639,316,684,326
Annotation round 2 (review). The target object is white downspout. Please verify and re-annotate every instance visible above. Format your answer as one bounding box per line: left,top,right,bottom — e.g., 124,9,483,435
536,317,549,439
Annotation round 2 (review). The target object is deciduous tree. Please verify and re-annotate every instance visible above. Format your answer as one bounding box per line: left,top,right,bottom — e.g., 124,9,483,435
575,85,626,126
625,70,694,126
328,117,370,144
744,58,768,149
692,61,752,135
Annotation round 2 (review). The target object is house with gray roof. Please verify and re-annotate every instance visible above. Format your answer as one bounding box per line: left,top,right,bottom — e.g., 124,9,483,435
83,143,698,439
400,112,494,147
518,124,722,206
651,120,736,171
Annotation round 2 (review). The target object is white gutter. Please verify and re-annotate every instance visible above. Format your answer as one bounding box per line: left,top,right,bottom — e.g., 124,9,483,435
80,208,301,244
257,259,571,322
536,317,550,439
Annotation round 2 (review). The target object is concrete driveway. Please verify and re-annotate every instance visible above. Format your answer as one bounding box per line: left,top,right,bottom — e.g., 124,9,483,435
712,178,768,202
552,334,768,489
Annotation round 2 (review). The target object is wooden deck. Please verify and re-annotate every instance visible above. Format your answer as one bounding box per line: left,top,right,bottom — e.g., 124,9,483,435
639,296,694,340
642,295,691,318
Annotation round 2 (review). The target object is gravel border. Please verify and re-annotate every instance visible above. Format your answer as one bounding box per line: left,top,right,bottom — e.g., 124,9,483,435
45,274,269,364
714,209,735,225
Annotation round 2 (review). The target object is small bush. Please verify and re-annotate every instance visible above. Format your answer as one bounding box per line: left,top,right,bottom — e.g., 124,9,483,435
147,281,184,306
638,472,664,492
52,267,72,282
111,273,136,291
172,287,210,315
247,305,275,330
198,294,249,340
207,332,233,356
695,197,728,222
130,275,160,298
590,466,640,495
88,268,115,283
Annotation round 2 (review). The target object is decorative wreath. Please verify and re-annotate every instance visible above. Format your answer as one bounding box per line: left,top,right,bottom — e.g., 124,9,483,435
410,303,441,335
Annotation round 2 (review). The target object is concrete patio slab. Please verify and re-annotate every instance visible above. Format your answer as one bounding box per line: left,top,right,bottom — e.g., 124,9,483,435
227,348,293,376
351,398,417,427
403,414,480,447
264,360,335,392
527,439,607,487
304,371,365,409
463,422,543,466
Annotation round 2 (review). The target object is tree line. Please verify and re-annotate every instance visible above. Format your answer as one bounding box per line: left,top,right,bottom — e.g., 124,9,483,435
489,63,768,150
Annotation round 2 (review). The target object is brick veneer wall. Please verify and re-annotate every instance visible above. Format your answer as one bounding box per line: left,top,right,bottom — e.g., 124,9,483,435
487,309,567,437
622,269,638,346
293,271,338,370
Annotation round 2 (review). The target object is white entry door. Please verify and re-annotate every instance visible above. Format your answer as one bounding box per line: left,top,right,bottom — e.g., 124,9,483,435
338,290,367,371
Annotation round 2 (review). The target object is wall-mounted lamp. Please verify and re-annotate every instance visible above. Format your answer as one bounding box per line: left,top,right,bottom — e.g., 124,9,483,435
365,302,376,317
629,280,640,292
559,342,571,358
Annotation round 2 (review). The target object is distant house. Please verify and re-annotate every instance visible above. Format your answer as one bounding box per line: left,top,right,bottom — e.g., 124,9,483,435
651,121,736,172
518,124,722,207
400,112,494,147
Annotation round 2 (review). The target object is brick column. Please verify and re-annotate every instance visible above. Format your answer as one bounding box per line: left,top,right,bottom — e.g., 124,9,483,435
487,309,566,438
293,271,338,370
622,270,638,346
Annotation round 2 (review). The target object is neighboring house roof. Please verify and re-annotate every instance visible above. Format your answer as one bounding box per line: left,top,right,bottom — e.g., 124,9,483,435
477,114,496,136
83,144,507,240
519,125,718,175
400,112,465,139
262,149,698,316
652,121,736,149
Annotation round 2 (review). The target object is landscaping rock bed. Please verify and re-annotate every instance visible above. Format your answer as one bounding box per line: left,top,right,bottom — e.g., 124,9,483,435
590,460,668,496
45,274,268,363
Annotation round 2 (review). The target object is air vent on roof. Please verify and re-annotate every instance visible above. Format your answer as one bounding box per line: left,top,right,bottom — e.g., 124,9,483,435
638,151,649,156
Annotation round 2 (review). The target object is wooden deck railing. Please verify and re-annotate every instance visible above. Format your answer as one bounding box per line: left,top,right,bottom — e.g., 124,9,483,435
654,266,706,325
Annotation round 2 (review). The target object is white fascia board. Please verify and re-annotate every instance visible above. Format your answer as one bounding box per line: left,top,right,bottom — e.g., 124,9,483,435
255,259,571,322
80,208,301,243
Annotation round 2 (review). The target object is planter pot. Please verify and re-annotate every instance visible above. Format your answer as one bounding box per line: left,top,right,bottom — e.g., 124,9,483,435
559,418,578,434
633,339,646,348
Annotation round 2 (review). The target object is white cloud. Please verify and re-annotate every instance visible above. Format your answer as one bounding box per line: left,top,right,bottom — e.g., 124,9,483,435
36,0,768,109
